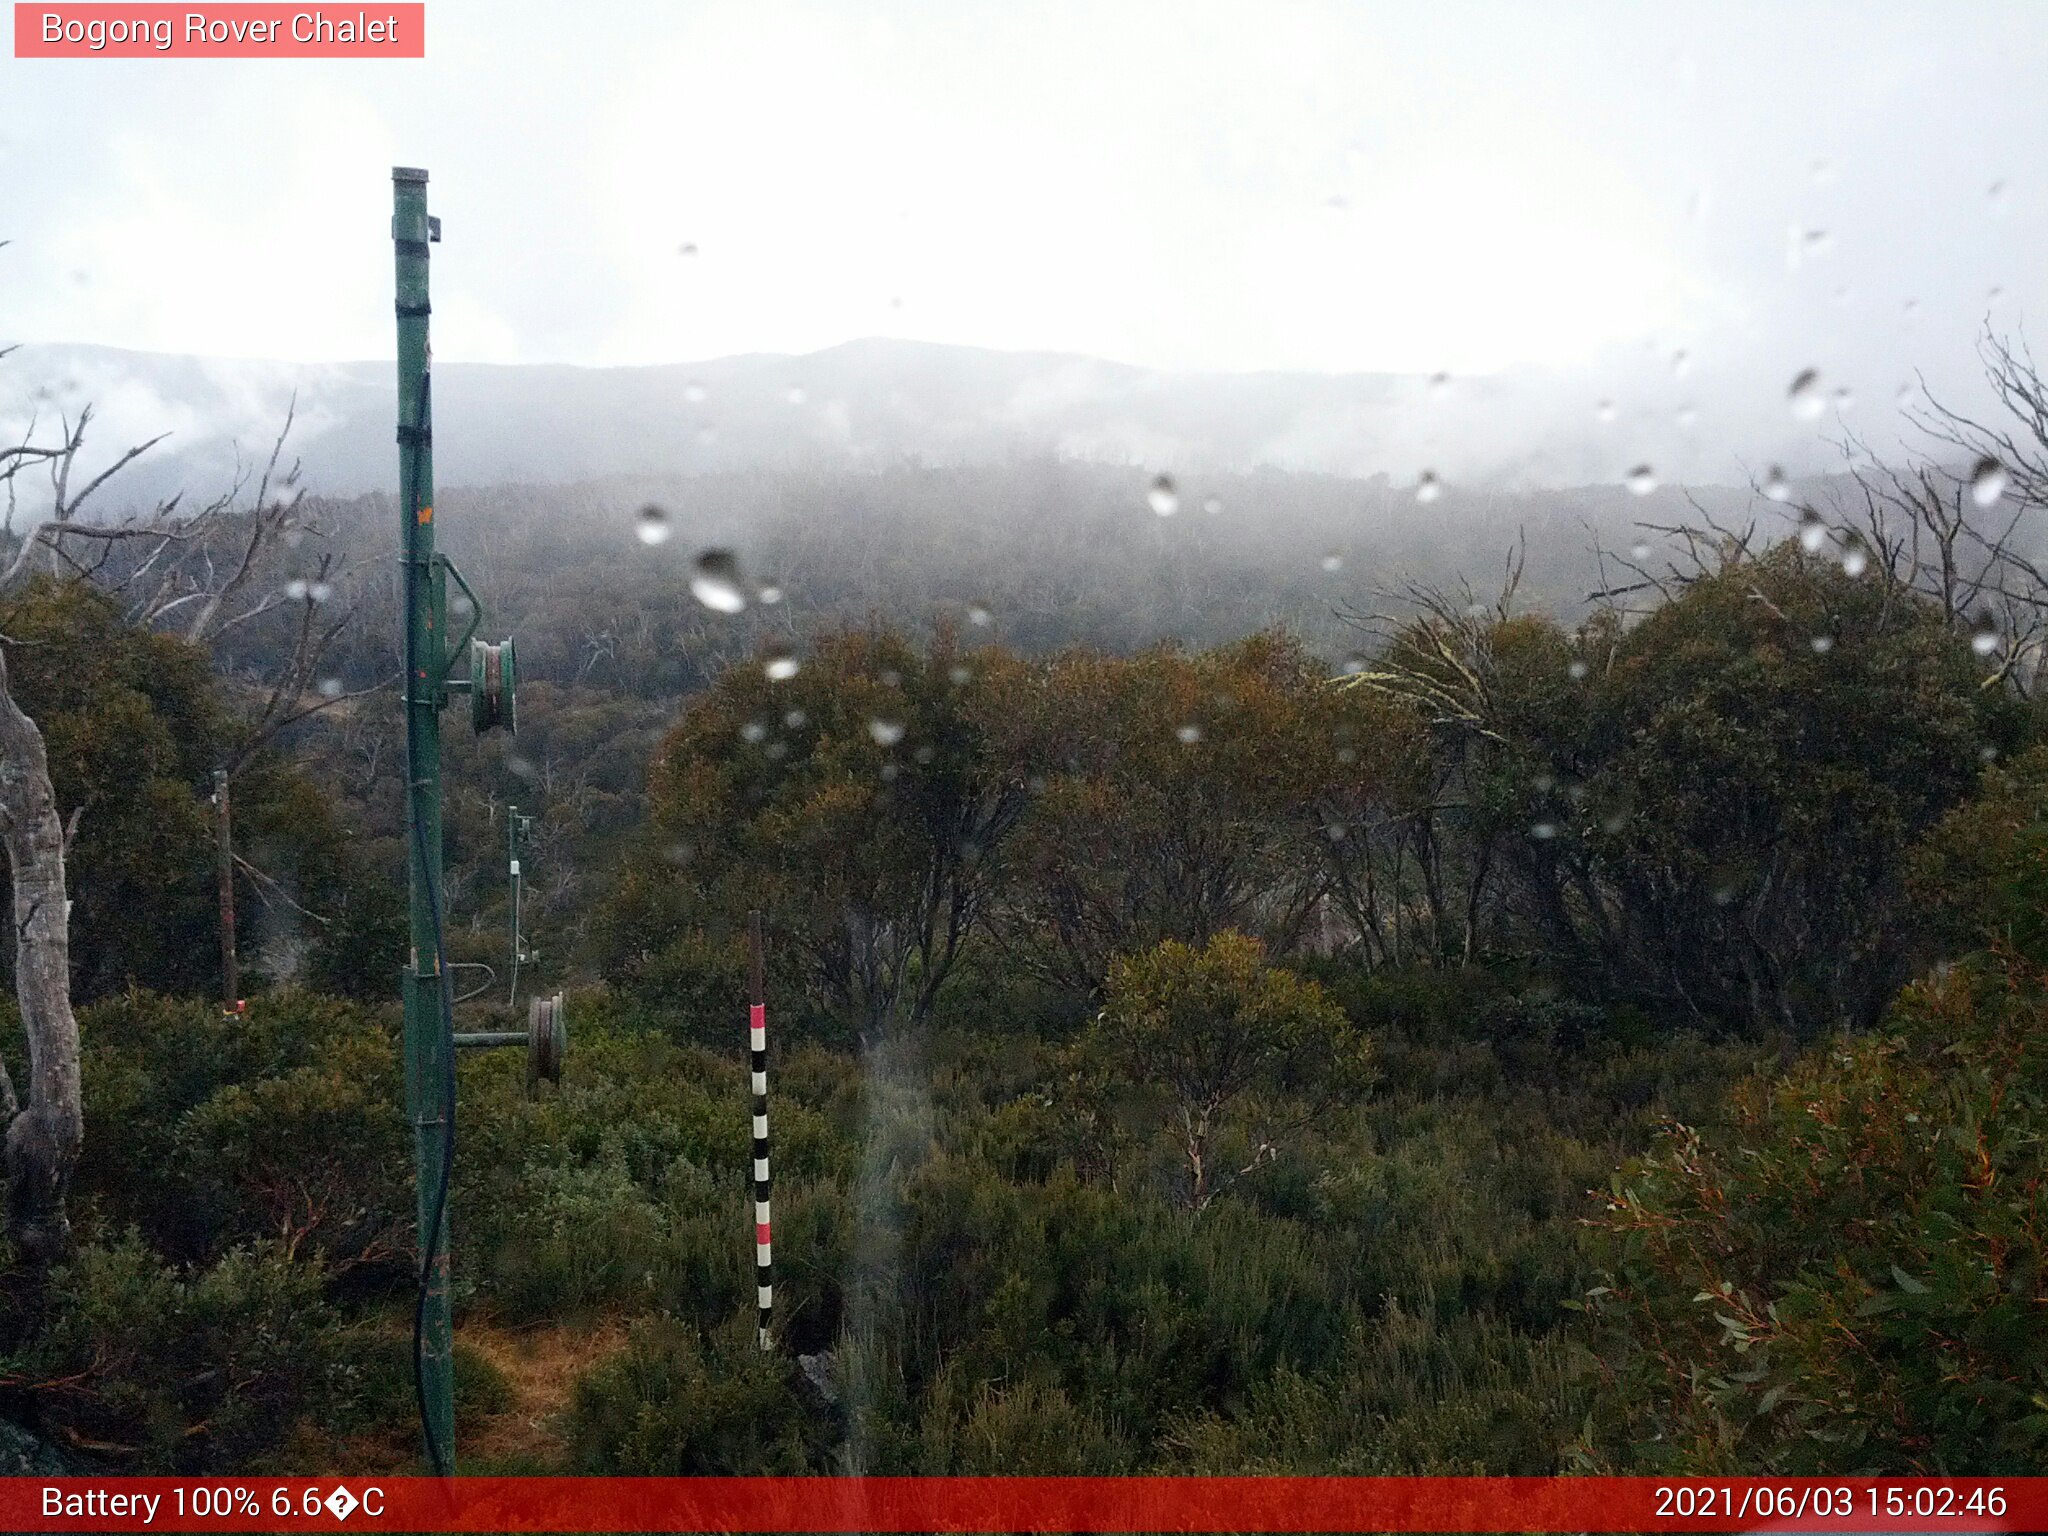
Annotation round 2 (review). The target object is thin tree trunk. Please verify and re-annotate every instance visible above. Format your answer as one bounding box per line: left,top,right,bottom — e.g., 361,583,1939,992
214,768,237,1010
0,648,79,1263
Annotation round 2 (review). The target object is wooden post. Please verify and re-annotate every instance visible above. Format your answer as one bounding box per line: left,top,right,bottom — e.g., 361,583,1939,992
213,767,237,1011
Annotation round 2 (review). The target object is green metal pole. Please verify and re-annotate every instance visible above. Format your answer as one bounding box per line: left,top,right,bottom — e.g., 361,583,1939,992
392,164,455,1475
507,804,522,1005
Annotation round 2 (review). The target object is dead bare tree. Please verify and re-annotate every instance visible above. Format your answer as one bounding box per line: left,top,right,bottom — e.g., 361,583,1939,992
0,357,369,1259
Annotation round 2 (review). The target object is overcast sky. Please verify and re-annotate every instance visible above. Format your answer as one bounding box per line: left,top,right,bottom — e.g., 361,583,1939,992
2,1,2045,477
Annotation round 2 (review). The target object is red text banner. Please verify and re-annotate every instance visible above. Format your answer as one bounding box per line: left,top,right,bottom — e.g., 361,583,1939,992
13,5,424,58
1,1476,2039,1532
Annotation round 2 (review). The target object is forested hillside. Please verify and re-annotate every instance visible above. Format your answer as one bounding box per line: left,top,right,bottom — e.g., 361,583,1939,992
3,334,2047,1480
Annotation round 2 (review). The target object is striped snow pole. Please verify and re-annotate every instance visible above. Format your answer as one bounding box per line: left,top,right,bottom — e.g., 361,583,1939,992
748,910,772,1350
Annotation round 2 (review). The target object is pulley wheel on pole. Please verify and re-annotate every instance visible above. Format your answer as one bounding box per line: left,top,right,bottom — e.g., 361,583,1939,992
527,990,566,1094
470,636,517,735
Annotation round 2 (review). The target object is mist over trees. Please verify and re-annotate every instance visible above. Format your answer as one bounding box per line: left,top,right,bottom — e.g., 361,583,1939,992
3,324,2048,1480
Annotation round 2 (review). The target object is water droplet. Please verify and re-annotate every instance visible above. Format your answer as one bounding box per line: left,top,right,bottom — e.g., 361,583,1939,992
1339,655,1367,676
1202,495,1223,515
1671,349,1692,378
785,384,807,405
1989,179,2008,208
869,719,905,746
967,605,992,627
1810,635,1834,653
1568,660,1590,681
285,578,308,599
948,665,972,686
757,584,784,606
1841,546,1869,578
309,580,332,603
1971,612,2001,655
677,241,699,257
764,650,800,682
1802,228,1832,254
684,381,707,404
1629,541,1651,560
1764,466,1792,503
1788,368,1824,421
1833,385,1854,412
317,676,344,697
1596,399,1617,423
1980,744,2001,762
1415,471,1443,504
1675,404,1698,429
740,719,768,744
1175,724,1202,745
1147,474,1180,516
1798,509,1828,553
1903,298,1920,320
783,709,808,730
1626,465,1658,496
1321,552,1343,573
1970,457,2009,507
1529,822,1559,840
1428,371,1452,400
635,504,672,546
690,549,746,613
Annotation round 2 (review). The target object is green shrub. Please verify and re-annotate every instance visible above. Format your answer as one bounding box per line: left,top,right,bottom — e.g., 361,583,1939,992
2,1233,341,1472
567,1313,825,1473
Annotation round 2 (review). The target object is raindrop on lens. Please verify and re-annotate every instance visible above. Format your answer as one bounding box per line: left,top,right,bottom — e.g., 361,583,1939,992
764,650,800,682
1842,546,1869,578
1202,495,1223,515
286,579,309,599
1798,510,1828,553
684,381,707,404
786,384,807,405
869,719,905,746
635,504,672,546
1530,822,1558,840
1810,635,1833,653
689,549,746,613
1764,466,1792,502
318,677,343,697
1428,371,1451,400
1626,465,1658,496
1321,552,1343,573
1568,660,1590,680
1630,541,1651,560
968,606,992,627
1147,474,1180,516
1415,471,1443,504
1970,457,2009,508
1596,399,1616,423
1176,724,1202,744
740,720,767,744
757,585,784,605
1971,612,2000,656
1788,369,1824,421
